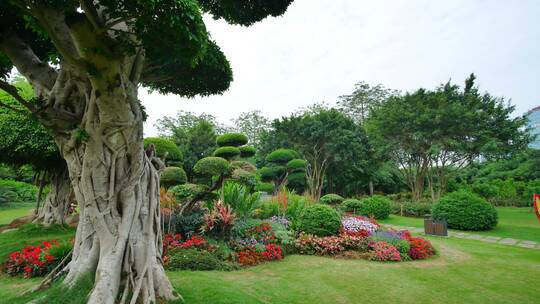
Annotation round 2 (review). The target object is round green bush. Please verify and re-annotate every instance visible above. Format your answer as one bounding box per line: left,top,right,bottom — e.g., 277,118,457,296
255,182,274,193
320,194,344,205
432,191,498,231
360,195,391,219
144,137,182,162
166,248,235,271
169,183,207,202
286,159,307,172
239,146,256,158
216,133,248,147
265,149,299,164
341,198,364,214
213,146,241,159
160,167,187,188
298,204,341,236
259,165,286,181
194,157,229,176
230,160,257,173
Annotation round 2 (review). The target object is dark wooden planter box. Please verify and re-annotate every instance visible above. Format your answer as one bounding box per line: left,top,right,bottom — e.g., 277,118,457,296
424,215,448,236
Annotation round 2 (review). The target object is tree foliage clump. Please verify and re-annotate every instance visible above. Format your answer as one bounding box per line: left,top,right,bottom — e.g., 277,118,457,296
359,195,392,219
144,137,183,166
432,191,498,231
259,148,306,194
160,167,187,189
319,194,344,205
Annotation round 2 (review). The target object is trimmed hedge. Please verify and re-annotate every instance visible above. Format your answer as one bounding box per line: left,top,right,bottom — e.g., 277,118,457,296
255,182,274,194
390,201,432,217
319,194,344,205
265,149,299,164
239,146,256,158
213,146,241,159
341,198,364,214
432,191,498,231
216,133,248,147
360,195,392,219
160,167,187,188
230,160,257,173
298,204,341,236
169,183,207,202
286,159,307,171
144,137,182,162
194,157,230,176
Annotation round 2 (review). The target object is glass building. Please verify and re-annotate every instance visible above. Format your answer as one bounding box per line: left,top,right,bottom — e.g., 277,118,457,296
526,106,540,149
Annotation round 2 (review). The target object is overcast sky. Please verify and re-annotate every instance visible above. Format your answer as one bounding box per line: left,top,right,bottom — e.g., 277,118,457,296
140,0,540,136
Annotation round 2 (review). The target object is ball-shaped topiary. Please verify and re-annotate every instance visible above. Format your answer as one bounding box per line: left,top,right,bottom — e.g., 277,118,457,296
160,167,187,188
286,159,307,172
341,198,364,214
258,165,286,181
144,137,183,163
216,133,248,147
213,146,241,159
255,182,274,194
265,148,299,164
320,193,344,205
298,204,341,236
359,195,392,219
432,191,498,231
169,183,208,202
194,157,230,176
239,145,256,158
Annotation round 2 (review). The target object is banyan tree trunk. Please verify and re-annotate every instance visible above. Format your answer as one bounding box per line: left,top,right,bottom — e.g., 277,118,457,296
34,164,72,226
56,69,177,303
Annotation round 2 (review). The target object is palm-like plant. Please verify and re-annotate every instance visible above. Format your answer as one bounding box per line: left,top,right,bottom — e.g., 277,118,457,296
223,182,261,219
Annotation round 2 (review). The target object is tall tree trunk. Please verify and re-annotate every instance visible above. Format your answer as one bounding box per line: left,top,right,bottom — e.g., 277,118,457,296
34,164,72,226
54,69,177,303
368,180,374,196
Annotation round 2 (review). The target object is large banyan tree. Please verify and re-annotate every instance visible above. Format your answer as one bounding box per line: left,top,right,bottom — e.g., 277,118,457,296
0,1,294,303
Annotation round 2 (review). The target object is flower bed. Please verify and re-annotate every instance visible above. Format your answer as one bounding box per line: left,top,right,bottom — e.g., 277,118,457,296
3,240,72,278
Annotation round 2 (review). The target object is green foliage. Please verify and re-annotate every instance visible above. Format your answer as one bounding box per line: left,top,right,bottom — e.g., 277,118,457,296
47,241,73,261
230,169,258,188
160,167,187,188
230,160,257,173
297,204,341,236
231,218,263,239
216,133,248,147
286,159,307,172
213,146,241,159
255,182,274,194
359,195,392,219
144,137,183,162
198,0,294,26
166,247,235,271
170,209,205,237
265,149,299,164
169,183,207,203
319,194,344,205
223,182,261,219
341,198,364,214
432,191,498,231
259,165,286,181
0,179,37,206
239,146,257,158
231,110,271,146
194,157,229,176
390,201,432,217
287,171,306,193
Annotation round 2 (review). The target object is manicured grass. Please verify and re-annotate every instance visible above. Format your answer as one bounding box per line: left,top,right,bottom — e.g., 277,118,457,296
1,208,539,303
0,206,33,226
381,207,540,242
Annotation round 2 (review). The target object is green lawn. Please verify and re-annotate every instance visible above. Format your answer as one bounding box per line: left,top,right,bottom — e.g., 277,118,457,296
0,206,33,226
381,207,540,242
0,208,540,303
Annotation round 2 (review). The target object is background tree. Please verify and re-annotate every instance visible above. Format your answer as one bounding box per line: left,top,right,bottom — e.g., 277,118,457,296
259,108,371,199
231,110,271,146
259,148,306,194
366,74,529,201
0,77,72,226
0,1,294,302
338,81,397,124
156,111,220,180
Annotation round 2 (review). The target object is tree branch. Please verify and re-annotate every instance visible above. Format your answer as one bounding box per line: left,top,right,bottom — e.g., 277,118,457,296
0,32,57,93
0,79,35,112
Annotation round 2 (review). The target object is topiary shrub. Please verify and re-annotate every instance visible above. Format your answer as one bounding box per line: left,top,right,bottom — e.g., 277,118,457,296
286,159,307,171
359,195,391,219
265,149,299,164
239,146,256,158
255,182,274,194
193,157,229,176
144,137,183,164
160,167,187,188
320,193,344,205
258,165,286,181
341,198,364,214
297,204,341,236
216,133,248,147
169,183,207,202
432,191,498,231
230,160,257,173
213,146,241,159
